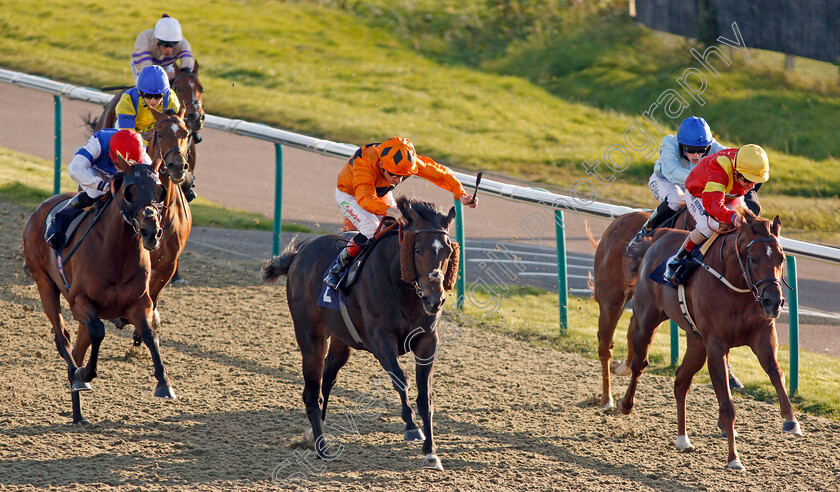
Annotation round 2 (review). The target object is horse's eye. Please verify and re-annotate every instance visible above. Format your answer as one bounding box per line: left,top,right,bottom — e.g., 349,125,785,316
124,184,138,202
155,185,167,203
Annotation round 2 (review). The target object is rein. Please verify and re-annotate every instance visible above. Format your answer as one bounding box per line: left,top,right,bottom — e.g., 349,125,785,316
153,117,191,164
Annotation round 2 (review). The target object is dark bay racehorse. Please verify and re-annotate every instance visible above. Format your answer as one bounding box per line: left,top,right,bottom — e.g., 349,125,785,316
618,213,802,470
22,157,175,425
261,197,460,471
169,67,205,173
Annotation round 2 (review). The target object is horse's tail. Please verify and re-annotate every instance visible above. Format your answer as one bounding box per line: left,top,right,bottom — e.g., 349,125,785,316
260,236,311,282
20,243,32,279
81,113,99,134
624,237,653,284
584,220,599,250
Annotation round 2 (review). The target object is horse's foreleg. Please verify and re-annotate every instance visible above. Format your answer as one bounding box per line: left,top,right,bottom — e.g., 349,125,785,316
321,340,352,423
596,293,627,410
750,334,802,436
127,301,175,399
706,344,743,470
412,332,441,471
673,336,707,452
74,315,105,385
372,343,420,442
617,310,659,415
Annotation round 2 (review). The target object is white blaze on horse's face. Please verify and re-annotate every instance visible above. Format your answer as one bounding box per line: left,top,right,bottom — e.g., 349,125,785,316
166,122,181,136
766,245,772,259
432,238,445,256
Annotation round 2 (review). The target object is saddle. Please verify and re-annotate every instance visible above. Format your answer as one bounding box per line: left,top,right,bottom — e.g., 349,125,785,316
45,199,90,251
649,233,720,287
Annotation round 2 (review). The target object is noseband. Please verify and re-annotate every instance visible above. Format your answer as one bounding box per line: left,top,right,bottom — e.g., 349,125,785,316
735,233,786,304
115,166,164,239
409,228,450,298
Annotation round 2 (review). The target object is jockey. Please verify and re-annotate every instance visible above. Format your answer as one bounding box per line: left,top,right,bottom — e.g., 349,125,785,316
664,144,770,283
629,116,725,246
131,14,195,82
44,129,150,249
324,136,478,290
115,66,194,202
116,65,181,147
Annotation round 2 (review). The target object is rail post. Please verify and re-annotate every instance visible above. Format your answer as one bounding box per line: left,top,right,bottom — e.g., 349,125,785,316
273,143,283,256
555,210,568,333
787,255,799,396
53,95,61,195
454,199,466,309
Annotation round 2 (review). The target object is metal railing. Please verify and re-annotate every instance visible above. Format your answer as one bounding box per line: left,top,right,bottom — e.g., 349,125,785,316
4,67,840,396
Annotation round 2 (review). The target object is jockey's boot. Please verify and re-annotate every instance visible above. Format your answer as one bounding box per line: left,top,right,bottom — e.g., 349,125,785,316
324,236,365,290
44,192,96,249
628,201,678,250
664,232,704,284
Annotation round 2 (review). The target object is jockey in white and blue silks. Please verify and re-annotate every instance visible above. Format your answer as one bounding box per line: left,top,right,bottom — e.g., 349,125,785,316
629,116,725,246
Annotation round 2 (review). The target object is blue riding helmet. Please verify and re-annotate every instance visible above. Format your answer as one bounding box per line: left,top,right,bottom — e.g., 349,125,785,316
677,116,713,147
137,65,170,95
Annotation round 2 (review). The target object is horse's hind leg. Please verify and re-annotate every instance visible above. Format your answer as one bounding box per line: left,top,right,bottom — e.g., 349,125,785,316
673,335,707,453
300,335,330,458
321,339,352,423
596,290,628,410
618,308,664,415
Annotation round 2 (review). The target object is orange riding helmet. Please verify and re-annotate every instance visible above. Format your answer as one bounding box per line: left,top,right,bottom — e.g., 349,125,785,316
379,137,418,176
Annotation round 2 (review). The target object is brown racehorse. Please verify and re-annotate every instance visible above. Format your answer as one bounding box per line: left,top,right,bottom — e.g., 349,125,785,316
261,197,460,471
22,157,175,425
588,210,690,410
618,213,802,470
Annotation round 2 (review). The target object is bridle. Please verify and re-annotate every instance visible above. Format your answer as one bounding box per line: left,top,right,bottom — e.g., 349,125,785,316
734,232,787,305
171,73,204,132
152,117,191,168
114,166,164,239
409,228,451,298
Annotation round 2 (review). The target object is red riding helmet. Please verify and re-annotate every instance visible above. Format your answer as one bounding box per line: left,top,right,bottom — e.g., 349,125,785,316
379,137,418,176
108,129,145,164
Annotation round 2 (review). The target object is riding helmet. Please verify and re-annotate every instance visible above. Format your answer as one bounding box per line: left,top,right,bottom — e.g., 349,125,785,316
379,137,418,176
108,130,146,164
735,144,770,183
154,15,182,43
137,65,170,95
677,116,713,147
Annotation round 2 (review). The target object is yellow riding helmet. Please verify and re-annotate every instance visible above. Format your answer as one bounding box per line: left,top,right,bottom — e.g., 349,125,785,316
735,144,769,183
379,137,418,176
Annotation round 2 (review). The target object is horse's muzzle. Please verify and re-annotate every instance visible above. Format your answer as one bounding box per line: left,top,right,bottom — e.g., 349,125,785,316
166,159,190,184
422,293,446,315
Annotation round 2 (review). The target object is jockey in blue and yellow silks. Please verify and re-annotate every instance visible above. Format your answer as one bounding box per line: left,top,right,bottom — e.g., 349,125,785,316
116,65,180,147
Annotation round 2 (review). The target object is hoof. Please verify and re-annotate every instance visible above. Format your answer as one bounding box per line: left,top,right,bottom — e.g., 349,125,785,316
422,453,443,471
154,386,177,399
602,397,615,412
783,420,803,436
169,276,187,287
612,359,631,377
72,417,91,426
70,368,92,392
404,428,426,442
729,375,744,391
617,397,632,415
675,435,695,452
726,458,745,471
302,429,315,444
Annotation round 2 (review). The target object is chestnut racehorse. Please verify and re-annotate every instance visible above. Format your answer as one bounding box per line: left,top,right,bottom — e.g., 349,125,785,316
261,197,460,471
618,213,802,470
22,157,175,425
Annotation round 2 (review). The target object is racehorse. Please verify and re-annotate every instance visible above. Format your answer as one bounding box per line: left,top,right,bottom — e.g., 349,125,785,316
260,197,460,471
617,212,802,470
22,156,175,425
588,210,690,410
169,67,205,173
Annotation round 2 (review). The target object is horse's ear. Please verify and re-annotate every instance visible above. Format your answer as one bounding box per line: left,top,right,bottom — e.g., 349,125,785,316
150,106,164,121
193,60,200,74
112,153,132,173
771,215,782,237
442,206,457,230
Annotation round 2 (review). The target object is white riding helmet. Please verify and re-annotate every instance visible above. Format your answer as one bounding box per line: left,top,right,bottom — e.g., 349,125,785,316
154,16,182,43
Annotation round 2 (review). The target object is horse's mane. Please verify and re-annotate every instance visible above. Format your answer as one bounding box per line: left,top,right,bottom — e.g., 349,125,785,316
396,196,448,229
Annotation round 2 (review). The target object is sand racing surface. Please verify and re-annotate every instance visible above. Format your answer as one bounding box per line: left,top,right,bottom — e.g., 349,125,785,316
2,200,840,491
